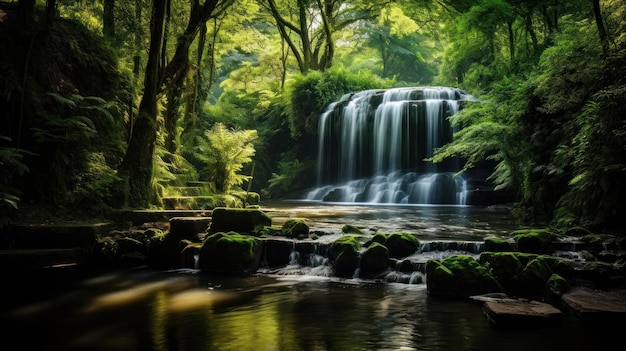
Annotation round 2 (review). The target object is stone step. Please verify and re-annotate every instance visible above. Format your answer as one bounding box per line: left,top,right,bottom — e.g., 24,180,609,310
0,248,88,272
482,298,563,328
162,196,219,210
113,209,213,226
561,287,626,322
6,222,112,250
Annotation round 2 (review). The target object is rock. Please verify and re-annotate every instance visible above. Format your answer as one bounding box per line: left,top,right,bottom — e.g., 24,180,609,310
561,288,626,322
169,216,211,240
426,255,501,298
483,237,515,252
198,231,263,275
208,207,271,234
341,224,363,234
360,242,389,277
262,238,294,267
281,219,309,239
512,229,556,254
483,299,563,328
328,235,361,278
385,232,419,258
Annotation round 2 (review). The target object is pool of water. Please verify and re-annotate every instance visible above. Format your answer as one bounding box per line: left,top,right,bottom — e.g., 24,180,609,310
1,268,615,351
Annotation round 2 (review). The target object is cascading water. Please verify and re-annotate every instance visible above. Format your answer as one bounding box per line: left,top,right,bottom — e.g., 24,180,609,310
306,86,477,205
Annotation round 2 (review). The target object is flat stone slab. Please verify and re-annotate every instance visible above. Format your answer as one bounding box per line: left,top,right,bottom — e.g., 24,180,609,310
169,216,211,240
483,299,562,328
562,288,626,322
8,222,111,249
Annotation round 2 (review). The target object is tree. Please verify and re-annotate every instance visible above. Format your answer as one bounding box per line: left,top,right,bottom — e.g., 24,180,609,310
260,0,387,73
117,0,167,208
118,0,235,208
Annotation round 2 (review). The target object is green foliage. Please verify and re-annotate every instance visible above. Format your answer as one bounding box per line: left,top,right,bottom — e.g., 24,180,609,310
430,75,534,204
0,136,31,227
66,152,122,215
193,123,257,193
266,157,314,199
285,67,388,138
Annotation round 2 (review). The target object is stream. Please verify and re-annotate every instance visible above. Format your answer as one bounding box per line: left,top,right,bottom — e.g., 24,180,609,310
1,202,614,351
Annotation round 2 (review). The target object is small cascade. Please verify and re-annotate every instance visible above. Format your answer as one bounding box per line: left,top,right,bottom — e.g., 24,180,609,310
306,86,477,205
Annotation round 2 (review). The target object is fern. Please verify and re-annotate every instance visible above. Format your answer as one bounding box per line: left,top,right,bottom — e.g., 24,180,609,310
194,123,257,193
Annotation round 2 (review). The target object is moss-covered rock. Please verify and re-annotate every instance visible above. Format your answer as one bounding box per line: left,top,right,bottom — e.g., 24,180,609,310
209,207,272,234
479,252,526,290
480,252,574,298
512,229,556,254
281,219,309,239
329,235,361,278
509,256,555,298
365,232,419,259
341,224,364,234
198,231,263,275
145,230,190,269
360,242,389,277
545,273,571,302
484,237,515,252
426,255,501,298
385,232,419,258
169,217,211,240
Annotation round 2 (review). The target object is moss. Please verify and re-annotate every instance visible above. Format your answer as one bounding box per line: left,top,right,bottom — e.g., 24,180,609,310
199,231,262,274
281,219,309,238
545,273,571,302
426,255,501,298
341,224,364,234
479,252,524,284
385,232,419,258
209,207,272,233
512,228,556,254
483,237,514,252
329,235,362,277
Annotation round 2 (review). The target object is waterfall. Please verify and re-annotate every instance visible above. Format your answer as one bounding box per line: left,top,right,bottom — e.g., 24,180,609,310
306,86,476,205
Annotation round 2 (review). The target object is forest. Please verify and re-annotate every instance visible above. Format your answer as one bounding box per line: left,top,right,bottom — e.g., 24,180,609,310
0,0,624,233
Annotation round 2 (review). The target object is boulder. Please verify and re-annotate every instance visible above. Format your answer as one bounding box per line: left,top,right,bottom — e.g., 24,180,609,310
198,232,263,275
328,235,361,278
426,255,501,298
169,217,211,240
385,232,419,258
209,207,271,234
512,229,556,254
281,219,309,239
360,242,389,277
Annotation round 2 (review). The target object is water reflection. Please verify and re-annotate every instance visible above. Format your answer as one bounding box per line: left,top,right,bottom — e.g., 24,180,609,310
1,268,614,351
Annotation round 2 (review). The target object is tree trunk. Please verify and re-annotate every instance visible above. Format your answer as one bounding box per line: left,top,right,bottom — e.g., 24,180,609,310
591,0,608,55
103,0,115,38
133,0,143,81
118,0,167,208
18,0,35,25
164,72,186,154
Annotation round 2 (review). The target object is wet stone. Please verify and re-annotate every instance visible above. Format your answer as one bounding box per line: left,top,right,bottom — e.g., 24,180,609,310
561,288,626,322
483,299,562,328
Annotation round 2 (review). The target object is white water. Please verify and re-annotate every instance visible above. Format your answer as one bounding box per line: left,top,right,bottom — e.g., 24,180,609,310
307,86,476,205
